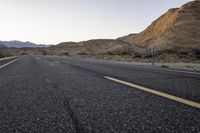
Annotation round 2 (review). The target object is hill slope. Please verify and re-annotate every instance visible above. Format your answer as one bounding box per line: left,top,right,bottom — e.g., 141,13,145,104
119,0,200,53
47,0,200,56
49,39,145,55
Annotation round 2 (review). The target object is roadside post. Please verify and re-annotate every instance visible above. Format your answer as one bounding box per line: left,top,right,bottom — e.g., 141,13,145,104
152,47,155,68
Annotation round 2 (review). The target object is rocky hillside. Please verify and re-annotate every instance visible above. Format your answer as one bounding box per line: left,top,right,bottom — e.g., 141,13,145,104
49,39,145,56
119,0,200,54
41,0,200,57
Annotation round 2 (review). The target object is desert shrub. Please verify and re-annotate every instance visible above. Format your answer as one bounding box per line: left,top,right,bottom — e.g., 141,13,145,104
192,49,200,59
144,54,152,58
41,50,47,55
20,52,27,55
115,48,133,55
0,49,11,58
0,51,4,58
132,52,142,58
78,52,87,55
161,65,169,68
106,47,133,56
63,52,69,56
0,48,6,58
112,55,123,61
180,51,189,55
106,51,115,55
58,52,69,56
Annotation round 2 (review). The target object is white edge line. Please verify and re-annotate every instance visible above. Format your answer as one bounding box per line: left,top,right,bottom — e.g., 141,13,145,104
154,67,200,75
0,57,22,69
105,76,200,109
125,65,200,75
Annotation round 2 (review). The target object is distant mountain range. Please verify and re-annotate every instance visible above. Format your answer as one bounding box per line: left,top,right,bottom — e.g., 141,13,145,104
0,40,48,48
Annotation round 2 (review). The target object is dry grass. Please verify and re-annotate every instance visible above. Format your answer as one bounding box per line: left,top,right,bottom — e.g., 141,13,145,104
72,53,200,63
0,56,19,61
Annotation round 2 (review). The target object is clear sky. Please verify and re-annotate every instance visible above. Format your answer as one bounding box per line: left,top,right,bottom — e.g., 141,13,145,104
0,0,191,44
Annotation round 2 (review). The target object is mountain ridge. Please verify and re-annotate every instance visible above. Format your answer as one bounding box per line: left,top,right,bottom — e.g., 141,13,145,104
0,40,48,48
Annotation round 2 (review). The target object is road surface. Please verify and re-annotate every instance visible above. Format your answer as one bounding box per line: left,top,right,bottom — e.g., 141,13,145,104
0,55,200,133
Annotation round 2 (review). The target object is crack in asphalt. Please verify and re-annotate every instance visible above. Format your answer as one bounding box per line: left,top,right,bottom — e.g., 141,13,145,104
45,78,86,133
63,97,86,133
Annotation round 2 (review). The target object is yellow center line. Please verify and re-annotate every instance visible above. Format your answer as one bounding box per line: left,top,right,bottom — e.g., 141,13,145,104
104,76,200,109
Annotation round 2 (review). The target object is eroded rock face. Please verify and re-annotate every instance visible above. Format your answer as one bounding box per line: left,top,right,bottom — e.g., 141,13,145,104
120,0,200,53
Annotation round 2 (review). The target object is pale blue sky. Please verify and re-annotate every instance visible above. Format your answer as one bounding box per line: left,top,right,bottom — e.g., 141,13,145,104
0,0,191,44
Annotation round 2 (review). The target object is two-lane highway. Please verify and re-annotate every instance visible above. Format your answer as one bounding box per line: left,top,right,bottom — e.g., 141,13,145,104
0,55,200,133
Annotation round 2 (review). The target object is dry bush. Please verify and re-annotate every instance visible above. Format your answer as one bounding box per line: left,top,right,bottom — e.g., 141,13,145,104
78,52,87,55
192,49,200,59
105,46,133,55
0,49,11,58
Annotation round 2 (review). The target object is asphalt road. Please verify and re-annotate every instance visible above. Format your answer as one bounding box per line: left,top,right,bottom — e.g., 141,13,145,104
0,55,200,133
